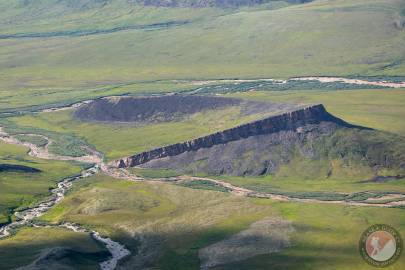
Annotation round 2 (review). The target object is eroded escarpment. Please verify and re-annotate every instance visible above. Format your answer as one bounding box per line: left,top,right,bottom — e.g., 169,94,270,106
139,121,340,175
115,104,405,177
115,104,356,169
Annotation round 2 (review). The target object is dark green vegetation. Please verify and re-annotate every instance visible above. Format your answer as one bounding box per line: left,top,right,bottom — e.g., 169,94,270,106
178,180,231,192
0,227,108,269
14,134,48,147
0,141,83,225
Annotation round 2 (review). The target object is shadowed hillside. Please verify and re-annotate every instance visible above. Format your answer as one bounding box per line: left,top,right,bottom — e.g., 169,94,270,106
74,95,297,123
74,95,241,122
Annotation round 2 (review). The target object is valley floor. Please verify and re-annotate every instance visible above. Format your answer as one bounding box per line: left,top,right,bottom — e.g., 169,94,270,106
0,77,404,270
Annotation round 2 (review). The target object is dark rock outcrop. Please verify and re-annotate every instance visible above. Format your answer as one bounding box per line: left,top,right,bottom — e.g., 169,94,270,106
74,95,242,123
141,121,340,175
74,94,297,123
115,104,356,168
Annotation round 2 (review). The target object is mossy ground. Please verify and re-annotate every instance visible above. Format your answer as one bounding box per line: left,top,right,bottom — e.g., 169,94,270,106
0,141,83,224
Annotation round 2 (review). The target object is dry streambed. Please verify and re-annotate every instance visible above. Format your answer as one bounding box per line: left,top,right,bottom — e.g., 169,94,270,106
131,175,405,207
185,77,405,89
0,164,130,270
0,130,130,270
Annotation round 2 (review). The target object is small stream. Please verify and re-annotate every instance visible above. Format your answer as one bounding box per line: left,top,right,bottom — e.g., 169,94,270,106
0,159,130,270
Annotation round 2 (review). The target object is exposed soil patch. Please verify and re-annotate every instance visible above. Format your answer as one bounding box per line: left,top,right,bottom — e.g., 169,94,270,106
199,218,293,269
73,95,284,123
0,164,41,173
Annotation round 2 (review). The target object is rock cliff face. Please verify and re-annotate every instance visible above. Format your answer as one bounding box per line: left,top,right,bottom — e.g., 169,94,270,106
115,104,354,168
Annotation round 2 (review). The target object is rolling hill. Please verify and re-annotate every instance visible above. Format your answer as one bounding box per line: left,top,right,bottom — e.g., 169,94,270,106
0,0,404,104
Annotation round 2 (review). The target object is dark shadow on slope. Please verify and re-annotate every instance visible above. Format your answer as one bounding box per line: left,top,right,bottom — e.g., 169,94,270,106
0,164,42,173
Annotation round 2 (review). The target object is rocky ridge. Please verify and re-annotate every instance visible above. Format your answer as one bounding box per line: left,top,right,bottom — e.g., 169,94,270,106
115,104,354,168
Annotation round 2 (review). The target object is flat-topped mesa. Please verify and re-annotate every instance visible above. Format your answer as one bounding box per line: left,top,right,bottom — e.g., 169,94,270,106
115,104,353,168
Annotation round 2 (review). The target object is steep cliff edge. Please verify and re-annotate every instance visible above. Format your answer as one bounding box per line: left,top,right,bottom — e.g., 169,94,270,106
115,104,358,169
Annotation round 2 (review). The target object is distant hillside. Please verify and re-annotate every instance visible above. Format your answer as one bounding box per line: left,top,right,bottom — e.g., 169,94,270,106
0,0,404,93
134,0,313,8
10,0,312,9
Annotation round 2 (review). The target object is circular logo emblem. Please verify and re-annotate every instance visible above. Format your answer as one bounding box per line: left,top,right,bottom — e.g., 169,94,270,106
359,224,402,267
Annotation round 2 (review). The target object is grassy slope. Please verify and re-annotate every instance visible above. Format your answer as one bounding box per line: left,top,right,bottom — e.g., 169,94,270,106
9,105,271,160
230,89,405,135
39,174,405,270
40,174,275,269
0,141,83,224
0,0,404,111
0,227,107,269
217,200,405,270
212,169,405,195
